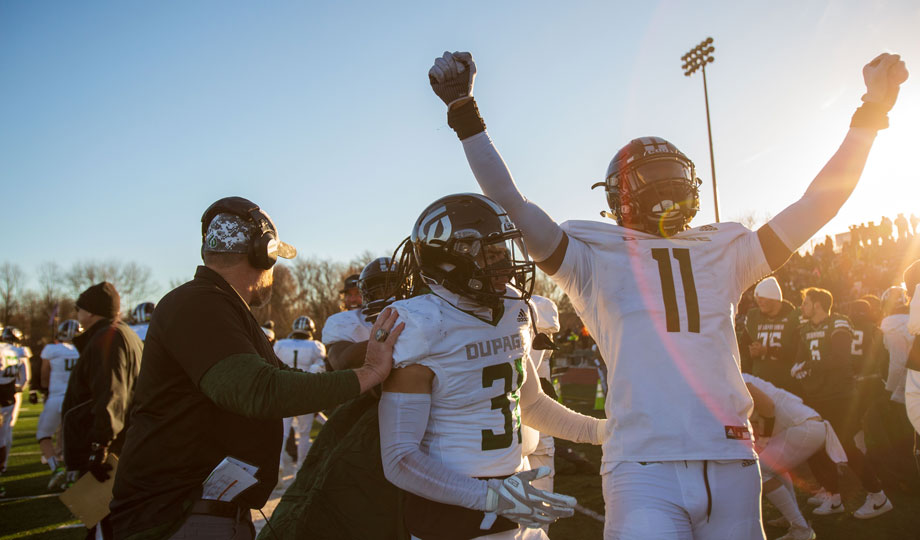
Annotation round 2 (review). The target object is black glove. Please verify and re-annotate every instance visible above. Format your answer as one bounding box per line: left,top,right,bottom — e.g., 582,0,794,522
87,443,112,482
28,391,39,405
429,51,476,106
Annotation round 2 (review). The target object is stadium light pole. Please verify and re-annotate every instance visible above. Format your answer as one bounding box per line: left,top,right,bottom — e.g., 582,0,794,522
681,37,720,222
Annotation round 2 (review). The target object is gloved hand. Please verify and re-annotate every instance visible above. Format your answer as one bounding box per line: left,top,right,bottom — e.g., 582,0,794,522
28,391,39,405
429,51,477,107
485,466,576,528
87,443,112,482
861,53,909,110
790,361,810,380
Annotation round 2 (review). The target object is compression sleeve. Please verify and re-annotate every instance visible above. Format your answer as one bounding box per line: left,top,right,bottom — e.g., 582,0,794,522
200,353,360,419
518,354,606,444
765,128,877,252
905,369,920,434
460,131,564,262
378,391,489,510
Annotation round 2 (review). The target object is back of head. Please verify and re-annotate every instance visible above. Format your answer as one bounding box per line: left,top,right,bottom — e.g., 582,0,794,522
77,282,121,320
598,137,702,237
290,315,315,339
57,319,83,342
802,287,833,313
132,302,156,324
411,193,535,307
201,196,296,270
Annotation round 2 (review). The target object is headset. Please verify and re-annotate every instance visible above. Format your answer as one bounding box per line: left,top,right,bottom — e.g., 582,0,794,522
200,196,280,270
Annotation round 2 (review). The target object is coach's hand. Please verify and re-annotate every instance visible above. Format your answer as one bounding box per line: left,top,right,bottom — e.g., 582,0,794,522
429,51,477,107
357,308,404,393
862,53,909,110
87,443,112,483
485,466,577,528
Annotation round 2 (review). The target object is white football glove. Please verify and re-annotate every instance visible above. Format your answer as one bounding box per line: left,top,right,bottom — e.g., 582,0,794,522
861,52,909,109
429,51,477,106
484,466,576,528
790,361,810,380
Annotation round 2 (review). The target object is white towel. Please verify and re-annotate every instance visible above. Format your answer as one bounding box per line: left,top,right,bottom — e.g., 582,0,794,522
823,420,848,464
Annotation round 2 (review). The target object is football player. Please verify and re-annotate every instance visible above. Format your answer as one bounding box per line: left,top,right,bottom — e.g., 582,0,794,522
0,326,32,493
428,50,907,538
358,257,401,323
129,302,155,342
745,374,845,540
793,287,890,518
274,315,327,467
37,319,82,489
521,294,561,493
743,277,801,392
379,193,605,539
323,274,373,371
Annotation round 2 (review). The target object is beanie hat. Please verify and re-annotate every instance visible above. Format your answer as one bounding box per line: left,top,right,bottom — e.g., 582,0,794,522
77,282,121,319
754,277,782,302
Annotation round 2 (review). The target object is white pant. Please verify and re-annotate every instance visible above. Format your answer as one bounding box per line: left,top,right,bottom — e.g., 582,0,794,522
411,526,548,540
527,434,555,493
0,404,13,469
602,460,765,540
757,419,826,482
36,394,64,441
281,413,315,466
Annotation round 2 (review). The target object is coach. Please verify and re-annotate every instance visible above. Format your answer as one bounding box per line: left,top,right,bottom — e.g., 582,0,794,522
110,197,401,540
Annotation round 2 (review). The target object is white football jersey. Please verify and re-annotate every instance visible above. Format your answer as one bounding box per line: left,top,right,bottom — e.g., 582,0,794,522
321,309,372,344
389,287,533,478
0,343,29,386
130,323,149,342
274,338,326,373
880,313,913,403
40,343,80,397
554,220,770,467
743,374,818,432
528,295,560,379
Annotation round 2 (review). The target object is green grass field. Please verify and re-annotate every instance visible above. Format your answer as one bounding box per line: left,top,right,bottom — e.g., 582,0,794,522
3,389,919,539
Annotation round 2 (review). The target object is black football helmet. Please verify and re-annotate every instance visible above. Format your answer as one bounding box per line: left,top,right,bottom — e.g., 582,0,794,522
57,319,83,342
359,257,400,319
594,136,701,237
411,193,534,307
290,315,316,339
132,302,155,324
1,326,23,343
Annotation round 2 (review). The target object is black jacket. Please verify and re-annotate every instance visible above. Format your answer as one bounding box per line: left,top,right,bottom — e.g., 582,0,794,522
62,318,144,470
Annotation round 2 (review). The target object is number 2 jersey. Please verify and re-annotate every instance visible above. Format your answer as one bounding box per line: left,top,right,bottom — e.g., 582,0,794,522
554,220,770,468
40,343,80,398
388,288,533,478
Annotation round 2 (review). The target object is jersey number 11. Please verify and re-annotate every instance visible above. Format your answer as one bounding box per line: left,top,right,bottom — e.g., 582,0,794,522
651,248,700,333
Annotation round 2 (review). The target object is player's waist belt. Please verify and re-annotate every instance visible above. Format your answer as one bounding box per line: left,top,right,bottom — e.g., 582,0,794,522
189,500,250,521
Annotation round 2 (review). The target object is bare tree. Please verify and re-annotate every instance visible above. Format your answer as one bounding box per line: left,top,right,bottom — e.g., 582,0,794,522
0,262,25,324
289,257,348,335
65,260,157,315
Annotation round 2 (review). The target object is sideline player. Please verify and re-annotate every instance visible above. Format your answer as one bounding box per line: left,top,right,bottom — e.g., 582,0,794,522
429,50,907,538
37,319,82,489
743,277,801,392
379,193,605,539
129,302,155,342
274,315,327,467
323,274,372,370
0,326,31,489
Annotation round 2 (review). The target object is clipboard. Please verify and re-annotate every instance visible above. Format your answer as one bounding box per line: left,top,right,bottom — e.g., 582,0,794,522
59,455,118,528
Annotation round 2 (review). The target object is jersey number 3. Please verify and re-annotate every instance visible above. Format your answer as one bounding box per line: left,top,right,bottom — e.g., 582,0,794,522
481,360,523,451
652,248,700,333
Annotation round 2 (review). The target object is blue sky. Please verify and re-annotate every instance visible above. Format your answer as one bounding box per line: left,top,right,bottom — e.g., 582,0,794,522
2,1,919,300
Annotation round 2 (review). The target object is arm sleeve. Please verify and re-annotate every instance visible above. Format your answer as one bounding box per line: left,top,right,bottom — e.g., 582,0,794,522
764,128,877,254
460,131,564,262
378,391,489,510
905,369,920,434
199,354,360,419
518,354,605,444
90,331,130,446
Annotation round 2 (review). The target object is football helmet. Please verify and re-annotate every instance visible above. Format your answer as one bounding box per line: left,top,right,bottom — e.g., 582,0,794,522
290,315,316,339
594,136,701,237
132,302,155,324
340,274,362,309
1,326,23,343
411,193,534,307
881,286,909,311
57,319,83,342
359,257,401,321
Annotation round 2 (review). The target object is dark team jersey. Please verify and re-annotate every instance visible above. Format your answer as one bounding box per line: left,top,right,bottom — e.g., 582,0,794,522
796,314,854,403
849,315,886,380
744,301,801,392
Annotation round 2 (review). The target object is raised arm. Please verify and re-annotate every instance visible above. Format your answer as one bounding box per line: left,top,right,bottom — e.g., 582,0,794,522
758,53,908,270
430,52,569,274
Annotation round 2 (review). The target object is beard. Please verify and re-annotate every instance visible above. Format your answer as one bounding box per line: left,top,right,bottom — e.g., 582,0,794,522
250,269,274,308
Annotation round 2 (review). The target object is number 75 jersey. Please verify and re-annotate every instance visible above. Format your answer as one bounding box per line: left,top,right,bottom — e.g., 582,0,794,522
387,292,533,478
555,220,771,466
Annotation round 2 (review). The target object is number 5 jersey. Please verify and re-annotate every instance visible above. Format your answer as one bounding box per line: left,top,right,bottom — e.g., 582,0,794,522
553,220,771,470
